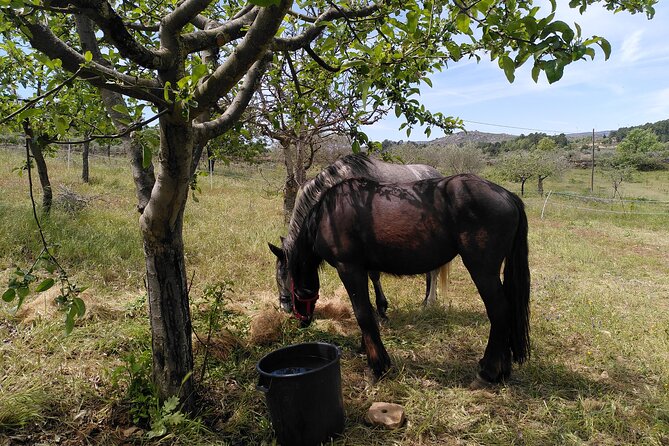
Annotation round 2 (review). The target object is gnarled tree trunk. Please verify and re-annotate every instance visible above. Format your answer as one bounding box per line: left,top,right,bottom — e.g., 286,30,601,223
139,117,195,410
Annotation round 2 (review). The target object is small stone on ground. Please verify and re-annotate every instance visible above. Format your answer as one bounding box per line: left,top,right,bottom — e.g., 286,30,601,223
366,402,405,429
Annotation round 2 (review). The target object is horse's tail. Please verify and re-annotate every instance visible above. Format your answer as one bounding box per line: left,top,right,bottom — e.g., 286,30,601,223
437,262,451,299
504,193,531,364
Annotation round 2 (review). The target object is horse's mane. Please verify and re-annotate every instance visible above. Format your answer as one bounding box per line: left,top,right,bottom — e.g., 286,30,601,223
284,154,374,254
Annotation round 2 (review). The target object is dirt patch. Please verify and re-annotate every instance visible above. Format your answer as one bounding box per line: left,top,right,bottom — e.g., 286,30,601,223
15,289,125,325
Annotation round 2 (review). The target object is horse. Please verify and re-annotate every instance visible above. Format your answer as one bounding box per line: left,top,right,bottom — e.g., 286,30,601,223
269,154,448,320
286,174,531,385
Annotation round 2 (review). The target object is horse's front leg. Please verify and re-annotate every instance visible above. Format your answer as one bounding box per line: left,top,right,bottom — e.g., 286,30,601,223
368,271,389,321
337,264,391,378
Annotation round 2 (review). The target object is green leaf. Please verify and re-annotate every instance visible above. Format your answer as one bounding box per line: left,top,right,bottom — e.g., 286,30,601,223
17,286,30,299
163,81,172,102
142,145,152,169
499,55,516,83
455,14,471,34
351,140,361,154
531,64,541,82
65,308,76,335
543,60,564,84
54,116,69,135
2,288,15,303
17,108,42,120
191,63,208,83
248,0,280,6
35,278,55,292
596,38,611,60
406,11,418,35
112,103,129,116
84,50,93,63
73,297,86,317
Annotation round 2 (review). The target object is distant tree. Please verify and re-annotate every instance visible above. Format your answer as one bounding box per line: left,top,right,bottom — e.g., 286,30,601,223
602,164,634,198
534,151,568,196
536,137,558,152
553,133,569,147
616,128,663,169
497,150,535,196
440,143,485,175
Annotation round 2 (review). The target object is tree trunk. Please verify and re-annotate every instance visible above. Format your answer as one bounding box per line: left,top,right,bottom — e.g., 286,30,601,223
75,14,155,212
295,138,307,184
140,117,195,410
82,139,90,183
520,178,527,197
22,120,52,214
281,140,301,222
537,175,544,197
128,133,156,213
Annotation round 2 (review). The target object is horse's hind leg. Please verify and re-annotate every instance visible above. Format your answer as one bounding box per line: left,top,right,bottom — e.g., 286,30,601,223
368,271,389,320
338,264,391,379
422,269,438,307
463,263,512,384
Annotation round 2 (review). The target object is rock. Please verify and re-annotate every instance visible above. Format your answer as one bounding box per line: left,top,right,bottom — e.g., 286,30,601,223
366,402,405,429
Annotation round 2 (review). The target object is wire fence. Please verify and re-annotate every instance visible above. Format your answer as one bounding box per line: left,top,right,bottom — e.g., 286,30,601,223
3,143,668,217
537,190,669,217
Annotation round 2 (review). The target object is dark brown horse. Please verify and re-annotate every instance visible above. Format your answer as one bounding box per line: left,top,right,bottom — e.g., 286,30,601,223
286,174,530,385
269,154,447,320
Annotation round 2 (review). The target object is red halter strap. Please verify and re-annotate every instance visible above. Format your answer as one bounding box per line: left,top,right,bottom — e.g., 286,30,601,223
290,280,319,322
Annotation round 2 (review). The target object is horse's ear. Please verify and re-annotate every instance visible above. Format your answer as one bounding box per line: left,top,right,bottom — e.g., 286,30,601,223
268,242,284,259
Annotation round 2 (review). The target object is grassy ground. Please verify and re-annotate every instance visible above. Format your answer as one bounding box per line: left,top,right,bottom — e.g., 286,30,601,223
1,147,668,445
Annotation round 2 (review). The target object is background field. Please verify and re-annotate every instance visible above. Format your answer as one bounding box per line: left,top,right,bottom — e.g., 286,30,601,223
1,147,668,445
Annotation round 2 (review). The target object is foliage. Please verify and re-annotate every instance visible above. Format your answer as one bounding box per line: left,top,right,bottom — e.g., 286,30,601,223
207,127,267,165
609,118,669,142
496,150,536,184
389,141,485,175
537,137,558,152
614,128,666,170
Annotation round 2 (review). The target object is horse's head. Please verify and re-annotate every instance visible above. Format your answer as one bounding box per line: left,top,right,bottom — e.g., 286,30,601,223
268,240,292,313
269,238,320,327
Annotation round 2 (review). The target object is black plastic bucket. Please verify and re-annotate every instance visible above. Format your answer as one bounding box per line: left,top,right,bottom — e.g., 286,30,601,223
257,342,344,446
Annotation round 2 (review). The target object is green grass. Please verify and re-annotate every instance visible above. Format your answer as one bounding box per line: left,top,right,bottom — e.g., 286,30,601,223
1,147,668,445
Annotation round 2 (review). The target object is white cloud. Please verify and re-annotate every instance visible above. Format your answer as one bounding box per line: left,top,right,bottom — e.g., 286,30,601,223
619,30,644,64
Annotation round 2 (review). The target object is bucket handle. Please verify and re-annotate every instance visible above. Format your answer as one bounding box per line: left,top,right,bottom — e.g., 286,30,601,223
257,374,272,393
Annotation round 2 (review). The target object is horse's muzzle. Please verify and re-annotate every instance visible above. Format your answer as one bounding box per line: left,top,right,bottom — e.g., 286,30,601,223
279,294,292,313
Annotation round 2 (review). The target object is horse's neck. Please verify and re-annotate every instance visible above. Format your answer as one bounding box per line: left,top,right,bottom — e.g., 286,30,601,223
284,159,365,249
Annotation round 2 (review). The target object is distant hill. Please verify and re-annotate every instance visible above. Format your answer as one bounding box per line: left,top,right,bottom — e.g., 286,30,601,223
565,130,610,139
424,130,516,145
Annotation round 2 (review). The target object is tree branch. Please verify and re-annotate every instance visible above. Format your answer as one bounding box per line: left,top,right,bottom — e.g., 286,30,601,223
192,0,290,116
62,0,167,69
11,14,166,106
48,109,168,145
183,8,259,54
194,52,272,143
0,69,82,126
273,4,379,51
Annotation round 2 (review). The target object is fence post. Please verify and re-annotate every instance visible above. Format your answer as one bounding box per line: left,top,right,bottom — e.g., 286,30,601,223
541,190,552,220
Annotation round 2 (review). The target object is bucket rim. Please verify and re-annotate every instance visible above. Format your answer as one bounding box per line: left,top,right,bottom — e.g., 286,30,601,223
256,342,341,378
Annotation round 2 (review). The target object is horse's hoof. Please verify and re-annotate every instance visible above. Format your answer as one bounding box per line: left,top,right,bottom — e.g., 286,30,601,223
468,373,495,390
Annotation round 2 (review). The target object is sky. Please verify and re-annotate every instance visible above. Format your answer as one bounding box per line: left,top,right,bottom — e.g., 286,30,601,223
361,1,669,141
